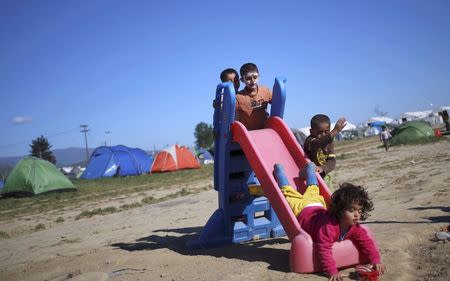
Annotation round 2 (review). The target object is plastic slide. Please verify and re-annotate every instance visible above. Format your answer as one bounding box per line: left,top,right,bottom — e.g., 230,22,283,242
232,116,375,273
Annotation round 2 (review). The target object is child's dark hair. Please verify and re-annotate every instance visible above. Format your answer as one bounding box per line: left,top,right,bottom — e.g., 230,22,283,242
220,68,239,82
240,63,259,77
310,114,330,129
329,183,374,221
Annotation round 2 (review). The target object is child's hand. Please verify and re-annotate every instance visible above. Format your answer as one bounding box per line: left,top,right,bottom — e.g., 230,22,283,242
329,272,344,281
334,118,347,132
331,117,347,137
316,166,324,174
373,263,386,274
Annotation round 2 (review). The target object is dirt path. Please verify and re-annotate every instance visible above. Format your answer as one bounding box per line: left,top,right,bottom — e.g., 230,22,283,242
1,138,449,281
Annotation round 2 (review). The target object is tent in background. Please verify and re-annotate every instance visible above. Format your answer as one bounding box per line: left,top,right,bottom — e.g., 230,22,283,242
398,110,432,124
197,148,214,164
367,116,396,125
151,145,200,173
364,126,382,137
60,166,84,179
291,128,308,146
81,145,153,179
391,121,435,145
1,157,75,196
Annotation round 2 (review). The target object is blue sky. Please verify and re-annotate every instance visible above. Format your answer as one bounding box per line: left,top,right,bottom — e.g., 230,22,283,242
1,0,449,157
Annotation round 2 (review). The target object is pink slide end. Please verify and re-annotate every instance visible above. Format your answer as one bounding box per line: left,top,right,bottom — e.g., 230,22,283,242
290,224,375,273
231,117,377,274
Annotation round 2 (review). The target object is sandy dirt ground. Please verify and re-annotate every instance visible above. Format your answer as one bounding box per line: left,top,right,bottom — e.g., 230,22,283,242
1,137,449,281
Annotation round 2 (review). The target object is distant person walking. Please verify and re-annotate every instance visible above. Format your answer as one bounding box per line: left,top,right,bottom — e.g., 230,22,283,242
380,126,392,151
439,110,450,131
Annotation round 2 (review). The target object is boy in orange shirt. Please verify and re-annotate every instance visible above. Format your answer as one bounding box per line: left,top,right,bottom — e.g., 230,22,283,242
235,63,272,130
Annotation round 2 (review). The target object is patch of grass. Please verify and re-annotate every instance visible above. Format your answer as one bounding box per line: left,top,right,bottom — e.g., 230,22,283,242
0,230,10,239
34,223,46,231
75,186,209,220
75,206,119,220
141,195,155,204
180,187,190,196
120,202,142,210
55,217,65,223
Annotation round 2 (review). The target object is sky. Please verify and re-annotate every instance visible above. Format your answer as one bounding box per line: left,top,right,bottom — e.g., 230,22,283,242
1,0,449,157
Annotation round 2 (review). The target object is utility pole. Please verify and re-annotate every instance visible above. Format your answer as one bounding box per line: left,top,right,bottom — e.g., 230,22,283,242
105,131,111,146
80,125,89,165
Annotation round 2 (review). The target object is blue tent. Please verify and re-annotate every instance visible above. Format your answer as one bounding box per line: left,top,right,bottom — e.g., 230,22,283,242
197,148,214,164
368,121,386,128
81,145,153,179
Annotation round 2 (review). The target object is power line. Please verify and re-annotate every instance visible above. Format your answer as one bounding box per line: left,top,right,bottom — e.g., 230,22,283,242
0,127,79,148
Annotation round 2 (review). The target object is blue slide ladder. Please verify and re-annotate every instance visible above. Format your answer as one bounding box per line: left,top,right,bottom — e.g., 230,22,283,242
187,78,287,249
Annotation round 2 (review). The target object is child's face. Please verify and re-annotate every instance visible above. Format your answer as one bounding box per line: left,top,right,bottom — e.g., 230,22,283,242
241,72,259,90
310,122,330,138
340,202,363,228
224,73,240,91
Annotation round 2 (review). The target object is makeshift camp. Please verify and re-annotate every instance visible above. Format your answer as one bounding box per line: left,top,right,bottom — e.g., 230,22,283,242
81,145,153,179
197,148,214,164
367,116,396,125
398,110,432,124
1,157,75,196
391,121,435,145
151,145,200,173
61,166,84,179
364,126,382,137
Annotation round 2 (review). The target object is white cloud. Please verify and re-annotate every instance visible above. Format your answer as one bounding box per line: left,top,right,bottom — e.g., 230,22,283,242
12,116,33,125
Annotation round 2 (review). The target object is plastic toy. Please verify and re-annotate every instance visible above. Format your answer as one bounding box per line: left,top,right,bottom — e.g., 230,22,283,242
187,78,287,249
356,265,380,281
188,78,376,274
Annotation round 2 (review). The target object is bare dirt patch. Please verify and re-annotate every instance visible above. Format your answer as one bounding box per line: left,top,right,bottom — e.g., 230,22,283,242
1,137,449,280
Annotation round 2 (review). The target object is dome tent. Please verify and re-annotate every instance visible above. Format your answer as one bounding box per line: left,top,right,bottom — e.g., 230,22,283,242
151,145,200,173
197,148,214,164
1,157,75,196
391,121,435,145
81,145,153,179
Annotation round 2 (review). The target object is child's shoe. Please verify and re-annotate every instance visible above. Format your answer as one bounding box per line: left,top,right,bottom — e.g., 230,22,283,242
299,162,318,187
273,164,289,188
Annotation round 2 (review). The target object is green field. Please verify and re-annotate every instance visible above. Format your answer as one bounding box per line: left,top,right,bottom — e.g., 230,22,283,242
0,165,213,221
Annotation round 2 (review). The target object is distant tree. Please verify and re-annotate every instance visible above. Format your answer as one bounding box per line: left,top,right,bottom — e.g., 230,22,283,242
194,122,214,149
29,135,56,164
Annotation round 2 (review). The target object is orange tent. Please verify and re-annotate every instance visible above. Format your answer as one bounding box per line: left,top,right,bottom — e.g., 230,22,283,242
151,145,200,173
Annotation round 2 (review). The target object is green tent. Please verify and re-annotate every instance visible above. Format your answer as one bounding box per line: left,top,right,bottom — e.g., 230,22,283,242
391,121,435,145
1,157,76,196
